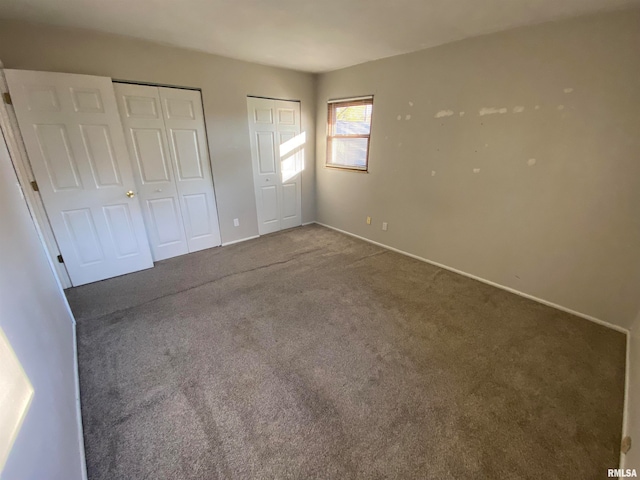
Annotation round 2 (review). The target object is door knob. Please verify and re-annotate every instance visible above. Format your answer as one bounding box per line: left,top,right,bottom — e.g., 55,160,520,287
126,190,135,198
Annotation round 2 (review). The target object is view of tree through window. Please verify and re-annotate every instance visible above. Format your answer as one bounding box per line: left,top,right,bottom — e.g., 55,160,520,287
327,96,373,170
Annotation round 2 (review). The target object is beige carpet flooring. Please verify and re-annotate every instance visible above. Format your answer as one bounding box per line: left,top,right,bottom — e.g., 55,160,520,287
67,224,626,480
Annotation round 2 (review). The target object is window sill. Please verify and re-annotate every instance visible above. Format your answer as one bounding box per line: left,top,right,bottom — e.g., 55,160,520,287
325,165,369,173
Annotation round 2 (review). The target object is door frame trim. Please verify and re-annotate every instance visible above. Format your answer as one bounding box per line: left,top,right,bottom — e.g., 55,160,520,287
113,79,201,91
0,63,72,288
247,95,301,102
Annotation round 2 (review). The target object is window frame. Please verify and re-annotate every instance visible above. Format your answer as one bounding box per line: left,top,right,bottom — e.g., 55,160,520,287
326,96,374,172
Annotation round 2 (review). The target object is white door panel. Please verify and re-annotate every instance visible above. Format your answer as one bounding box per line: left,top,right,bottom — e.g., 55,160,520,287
159,87,221,252
257,132,276,174
171,129,203,180
247,97,302,235
70,87,105,113
276,100,303,230
103,204,142,258
261,186,279,223
123,94,160,118
248,98,280,235
80,124,122,187
164,97,195,120
183,193,212,238
6,70,153,286
115,83,189,261
131,128,172,183
276,106,296,126
147,197,184,246
62,208,104,265
34,124,82,190
254,107,274,124
282,184,298,219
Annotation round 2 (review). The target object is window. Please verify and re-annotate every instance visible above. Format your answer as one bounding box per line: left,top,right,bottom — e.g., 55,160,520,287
327,96,373,171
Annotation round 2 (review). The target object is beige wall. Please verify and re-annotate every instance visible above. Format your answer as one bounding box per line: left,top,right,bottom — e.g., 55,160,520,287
1,13,638,328
0,19,316,245
315,9,640,329
0,124,84,479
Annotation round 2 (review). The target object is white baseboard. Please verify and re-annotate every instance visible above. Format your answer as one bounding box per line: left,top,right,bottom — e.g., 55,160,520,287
302,221,315,226
313,221,629,335
73,324,88,480
311,220,631,469
221,235,260,247
620,332,631,470
43,199,87,480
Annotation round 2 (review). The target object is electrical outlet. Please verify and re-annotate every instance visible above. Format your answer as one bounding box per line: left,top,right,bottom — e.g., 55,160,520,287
366,216,371,225
233,218,240,227
382,222,388,231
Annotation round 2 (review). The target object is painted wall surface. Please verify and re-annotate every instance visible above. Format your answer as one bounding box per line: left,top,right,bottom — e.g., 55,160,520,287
0,129,84,479
315,10,640,329
625,314,640,470
0,20,316,245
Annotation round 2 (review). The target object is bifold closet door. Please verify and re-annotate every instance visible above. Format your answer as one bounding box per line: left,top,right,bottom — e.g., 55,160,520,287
115,83,221,261
114,83,189,261
5,70,154,286
158,87,221,252
247,97,303,235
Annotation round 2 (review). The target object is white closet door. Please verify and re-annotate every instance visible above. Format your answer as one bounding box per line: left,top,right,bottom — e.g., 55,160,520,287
247,97,280,234
158,87,221,252
5,70,153,286
275,100,303,230
114,83,189,261
247,97,302,235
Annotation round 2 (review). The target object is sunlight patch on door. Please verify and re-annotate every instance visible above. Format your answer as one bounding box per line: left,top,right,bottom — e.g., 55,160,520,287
280,131,305,183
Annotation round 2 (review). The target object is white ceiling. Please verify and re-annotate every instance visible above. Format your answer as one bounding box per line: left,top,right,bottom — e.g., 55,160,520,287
1,0,638,73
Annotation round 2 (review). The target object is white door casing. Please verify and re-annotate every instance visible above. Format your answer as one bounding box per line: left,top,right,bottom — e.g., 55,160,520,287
247,97,303,235
158,87,221,252
114,83,189,261
5,70,153,286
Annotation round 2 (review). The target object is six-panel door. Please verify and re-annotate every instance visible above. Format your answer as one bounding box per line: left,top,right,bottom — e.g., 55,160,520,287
158,87,221,252
115,84,221,260
114,83,190,261
8,70,284,284
247,97,302,235
6,70,154,286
